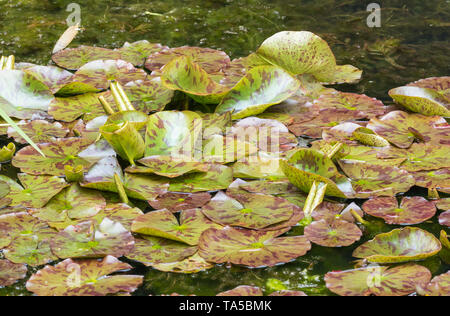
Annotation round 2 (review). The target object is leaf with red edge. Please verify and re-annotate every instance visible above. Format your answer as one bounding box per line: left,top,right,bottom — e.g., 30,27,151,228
304,218,362,247
413,168,450,193
418,271,450,296
118,41,169,66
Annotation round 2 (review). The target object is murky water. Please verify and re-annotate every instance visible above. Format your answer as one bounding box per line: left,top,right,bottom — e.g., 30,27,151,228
0,0,449,296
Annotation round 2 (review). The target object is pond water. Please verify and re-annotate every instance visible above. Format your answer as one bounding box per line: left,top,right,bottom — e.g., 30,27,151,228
0,0,449,296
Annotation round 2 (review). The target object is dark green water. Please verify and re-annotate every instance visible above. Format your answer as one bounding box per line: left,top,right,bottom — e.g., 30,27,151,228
0,0,449,296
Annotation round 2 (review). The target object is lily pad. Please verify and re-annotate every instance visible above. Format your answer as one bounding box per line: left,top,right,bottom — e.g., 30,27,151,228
0,260,27,286
7,120,69,144
26,256,143,296
217,286,263,296
418,271,450,296
52,46,122,70
148,192,211,213
4,235,58,267
198,227,311,267
51,218,135,259
353,227,442,263
151,253,214,274
202,191,297,230
362,196,436,225
304,218,362,247
439,212,450,227
413,169,450,193
233,152,286,180
24,65,73,94
132,209,221,246
12,137,95,176
215,65,300,119
202,135,259,164
325,264,432,296
118,41,168,66
48,93,109,122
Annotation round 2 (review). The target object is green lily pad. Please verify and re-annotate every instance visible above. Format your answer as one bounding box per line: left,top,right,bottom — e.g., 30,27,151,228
118,41,168,66
51,218,135,259
52,46,122,70
24,65,73,94
0,174,68,208
362,196,437,225
338,161,415,198
215,65,300,120
0,260,27,286
132,209,221,246
325,264,432,296
200,112,232,138
217,286,263,296
0,70,54,119
281,149,354,198
202,135,258,164
32,184,106,222
26,256,143,296
304,218,362,247
324,64,363,85
146,46,230,74
389,86,450,117
436,198,450,211
151,253,214,274
233,152,286,180
0,212,55,242
4,235,58,267
7,120,69,144
12,137,95,176
413,169,450,193
366,111,449,148
202,191,297,230
198,227,311,267
125,236,197,266
418,271,450,296
72,60,147,90
331,143,406,167
353,227,442,263
48,93,110,122
148,192,211,213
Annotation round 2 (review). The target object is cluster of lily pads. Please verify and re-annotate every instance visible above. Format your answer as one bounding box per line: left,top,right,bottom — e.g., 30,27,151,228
0,29,448,296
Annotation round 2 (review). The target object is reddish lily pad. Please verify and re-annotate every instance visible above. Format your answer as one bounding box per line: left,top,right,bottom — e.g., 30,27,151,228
132,209,221,246
436,198,450,211
439,212,450,227
12,137,95,176
7,120,69,144
48,93,109,122
362,196,436,225
217,286,263,296
202,191,297,230
51,219,135,259
52,46,122,70
418,271,450,296
304,218,362,247
408,77,450,99
0,260,27,286
26,256,143,296
125,236,197,266
413,169,450,193
118,41,168,66
198,227,311,267
151,253,214,274
325,264,432,296
353,227,442,263
149,192,212,213
24,65,73,94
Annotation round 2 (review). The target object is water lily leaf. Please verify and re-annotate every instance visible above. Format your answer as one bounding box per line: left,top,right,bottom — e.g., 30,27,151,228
304,218,362,247
353,227,442,263
146,46,230,74
0,260,27,286
151,253,214,274
269,290,308,296
333,144,405,167
408,77,450,98
312,202,363,224
200,112,232,138
0,70,54,119
54,80,100,96
215,65,300,120
323,64,363,85
366,111,449,148
0,212,55,242
168,164,233,193
0,174,68,208
149,192,212,213
439,212,450,227
23,65,73,94
202,191,297,230
202,135,258,163
7,120,69,144
4,235,58,266
132,209,221,246
389,86,450,117
362,196,436,225
26,256,143,296
52,46,122,70
217,286,263,296
125,236,197,266
51,218,135,259
198,227,311,268
72,60,147,90
418,271,450,296
338,161,415,198
281,149,354,198
232,179,300,197
0,181,9,199
145,111,202,157
48,93,110,122
436,198,450,211
12,137,95,176
33,184,106,222
233,152,286,180
118,41,168,66
413,169,450,193
325,264,432,296
256,31,337,82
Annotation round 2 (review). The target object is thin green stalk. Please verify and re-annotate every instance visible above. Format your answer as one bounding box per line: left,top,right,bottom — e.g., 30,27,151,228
115,82,135,111
98,95,115,115
110,82,128,112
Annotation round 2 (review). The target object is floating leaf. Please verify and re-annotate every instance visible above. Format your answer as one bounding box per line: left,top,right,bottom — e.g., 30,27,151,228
413,169,450,193
24,65,73,94
269,290,308,296
233,152,286,180
202,135,258,164
151,253,214,274
325,264,432,296
323,64,363,85
7,120,69,144
48,93,109,122
26,256,143,296
353,227,442,263
52,46,122,70
304,218,362,247
4,235,58,266
118,41,168,66
217,286,263,296
132,209,221,246
362,196,436,225
418,271,450,296
215,65,300,119
149,192,211,213
439,212,450,227
198,227,311,267
0,260,27,286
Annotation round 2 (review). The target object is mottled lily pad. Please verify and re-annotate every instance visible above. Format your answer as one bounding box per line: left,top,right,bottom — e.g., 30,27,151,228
148,192,211,213
215,65,300,119
151,253,214,274
304,218,362,247
418,271,450,296
52,46,122,70
48,93,109,122
362,196,436,225
12,137,95,176
202,191,297,230
26,256,143,296
0,260,27,286
24,65,73,94
198,227,311,267
132,209,221,246
8,120,69,144
118,41,168,66
325,264,432,296
353,227,442,263
233,152,286,180
51,219,135,259
4,235,58,266
439,212,450,227
217,286,263,296
413,169,450,193
202,135,259,164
